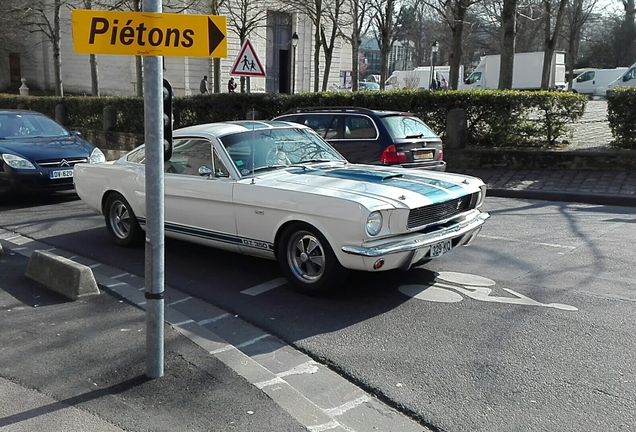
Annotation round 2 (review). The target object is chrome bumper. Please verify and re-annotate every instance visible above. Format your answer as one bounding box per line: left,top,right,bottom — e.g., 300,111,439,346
341,210,490,261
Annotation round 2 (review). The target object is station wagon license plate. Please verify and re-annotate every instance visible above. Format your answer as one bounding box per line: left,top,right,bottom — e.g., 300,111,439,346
413,150,433,160
50,169,74,179
430,240,452,258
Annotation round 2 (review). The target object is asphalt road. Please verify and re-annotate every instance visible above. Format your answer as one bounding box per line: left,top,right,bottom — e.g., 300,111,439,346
1,193,635,431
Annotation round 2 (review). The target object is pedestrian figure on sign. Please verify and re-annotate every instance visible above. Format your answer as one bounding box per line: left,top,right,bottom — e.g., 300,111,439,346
249,60,257,71
228,77,237,93
241,55,250,70
200,75,208,94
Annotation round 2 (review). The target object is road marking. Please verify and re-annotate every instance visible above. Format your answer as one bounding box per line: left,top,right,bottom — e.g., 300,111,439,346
324,396,371,416
241,277,287,296
400,271,578,311
277,361,319,377
236,334,270,348
167,296,191,306
198,313,231,325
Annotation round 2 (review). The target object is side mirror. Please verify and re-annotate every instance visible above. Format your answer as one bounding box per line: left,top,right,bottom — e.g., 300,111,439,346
198,166,213,177
71,130,82,137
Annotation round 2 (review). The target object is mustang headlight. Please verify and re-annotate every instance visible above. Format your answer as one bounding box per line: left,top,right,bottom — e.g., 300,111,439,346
89,147,106,164
366,211,383,236
2,153,36,169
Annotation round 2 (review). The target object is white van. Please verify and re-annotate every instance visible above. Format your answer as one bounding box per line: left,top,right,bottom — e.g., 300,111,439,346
572,68,628,96
607,62,636,91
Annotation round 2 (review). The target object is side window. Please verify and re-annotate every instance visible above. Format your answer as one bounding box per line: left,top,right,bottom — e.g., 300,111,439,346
344,115,376,139
212,148,230,178
577,71,593,82
165,138,212,176
304,115,337,138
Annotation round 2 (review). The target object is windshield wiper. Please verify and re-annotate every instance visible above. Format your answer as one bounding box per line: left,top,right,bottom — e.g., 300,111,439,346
251,165,287,173
296,159,339,164
405,133,424,139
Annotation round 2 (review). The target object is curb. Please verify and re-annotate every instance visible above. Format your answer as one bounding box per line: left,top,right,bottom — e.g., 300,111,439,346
0,229,429,432
487,189,636,207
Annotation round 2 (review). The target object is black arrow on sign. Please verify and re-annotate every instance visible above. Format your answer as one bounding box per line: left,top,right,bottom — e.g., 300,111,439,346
208,18,225,56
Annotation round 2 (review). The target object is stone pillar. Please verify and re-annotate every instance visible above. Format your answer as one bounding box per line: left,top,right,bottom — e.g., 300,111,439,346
55,104,69,126
446,106,467,149
19,78,29,96
103,106,117,131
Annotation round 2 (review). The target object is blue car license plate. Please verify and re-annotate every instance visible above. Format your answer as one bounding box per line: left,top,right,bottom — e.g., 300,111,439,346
50,169,74,179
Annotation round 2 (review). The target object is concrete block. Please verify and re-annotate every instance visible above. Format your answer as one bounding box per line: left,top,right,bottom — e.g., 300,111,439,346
25,250,100,300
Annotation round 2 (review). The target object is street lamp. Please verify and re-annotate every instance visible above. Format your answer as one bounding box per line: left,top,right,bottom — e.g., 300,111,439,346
291,32,299,94
431,41,439,90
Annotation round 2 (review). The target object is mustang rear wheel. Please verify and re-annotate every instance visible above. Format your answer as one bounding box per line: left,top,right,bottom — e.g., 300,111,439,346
104,193,143,247
278,223,348,295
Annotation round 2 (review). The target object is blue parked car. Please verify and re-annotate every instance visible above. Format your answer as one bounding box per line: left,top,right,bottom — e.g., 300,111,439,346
0,109,106,195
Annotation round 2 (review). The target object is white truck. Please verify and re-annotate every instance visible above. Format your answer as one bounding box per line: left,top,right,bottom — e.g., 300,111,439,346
458,51,567,91
607,62,636,91
571,68,628,96
385,65,463,90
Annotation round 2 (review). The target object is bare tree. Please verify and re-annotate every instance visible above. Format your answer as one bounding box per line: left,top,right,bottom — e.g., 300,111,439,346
320,0,347,91
340,0,372,90
563,0,597,90
541,0,568,89
499,0,516,89
370,0,397,89
18,0,77,96
425,0,481,90
621,0,636,64
223,0,267,92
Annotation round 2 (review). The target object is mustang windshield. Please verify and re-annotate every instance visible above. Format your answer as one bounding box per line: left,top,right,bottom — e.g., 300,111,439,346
221,127,345,176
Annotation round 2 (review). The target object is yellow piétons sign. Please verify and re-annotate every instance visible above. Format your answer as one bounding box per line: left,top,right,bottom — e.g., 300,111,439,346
71,9,227,58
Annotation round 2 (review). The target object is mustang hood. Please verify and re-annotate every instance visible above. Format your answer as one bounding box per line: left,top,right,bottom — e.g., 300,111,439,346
273,164,481,209
0,136,93,160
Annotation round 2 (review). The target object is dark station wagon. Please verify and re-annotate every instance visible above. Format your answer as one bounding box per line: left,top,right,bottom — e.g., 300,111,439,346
274,107,446,171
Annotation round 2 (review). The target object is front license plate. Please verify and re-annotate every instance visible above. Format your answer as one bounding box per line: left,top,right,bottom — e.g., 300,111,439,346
413,150,433,160
430,240,452,258
50,169,74,179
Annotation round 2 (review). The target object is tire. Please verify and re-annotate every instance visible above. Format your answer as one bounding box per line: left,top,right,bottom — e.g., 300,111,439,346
104,193,144,247
277,223,349,295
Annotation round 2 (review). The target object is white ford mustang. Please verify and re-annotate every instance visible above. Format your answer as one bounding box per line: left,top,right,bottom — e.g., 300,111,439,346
74,121,489,294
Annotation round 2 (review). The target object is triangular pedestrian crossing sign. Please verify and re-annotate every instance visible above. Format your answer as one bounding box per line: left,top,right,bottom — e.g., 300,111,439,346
230,40,265,77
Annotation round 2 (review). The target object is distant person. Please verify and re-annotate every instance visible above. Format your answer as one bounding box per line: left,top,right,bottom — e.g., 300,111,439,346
436,78,441,89
441,78,448,90
228,77,237,93
200,75,208,94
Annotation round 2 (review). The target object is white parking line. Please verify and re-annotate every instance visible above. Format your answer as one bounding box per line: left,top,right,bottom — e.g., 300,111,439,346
240,277,287,296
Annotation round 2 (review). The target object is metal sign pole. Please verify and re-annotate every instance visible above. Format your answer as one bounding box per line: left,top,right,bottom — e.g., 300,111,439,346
143,0,164,379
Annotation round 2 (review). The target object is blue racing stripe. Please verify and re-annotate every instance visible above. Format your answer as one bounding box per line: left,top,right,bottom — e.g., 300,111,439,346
288,168,468,203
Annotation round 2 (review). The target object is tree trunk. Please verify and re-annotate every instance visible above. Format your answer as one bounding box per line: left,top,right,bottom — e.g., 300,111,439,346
90,54,99,96
351,1,359,90
213,58,221,93
448,4,467,90
314,24,321,92
499,0,517,90
53,1,63,96
136,56,143,96
541,0,567,90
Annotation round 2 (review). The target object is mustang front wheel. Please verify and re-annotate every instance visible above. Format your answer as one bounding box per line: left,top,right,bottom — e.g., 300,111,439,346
104,193,143,247
278,223,348,295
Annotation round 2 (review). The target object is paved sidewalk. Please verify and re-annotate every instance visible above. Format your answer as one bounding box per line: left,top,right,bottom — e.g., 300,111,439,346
459,169,636,207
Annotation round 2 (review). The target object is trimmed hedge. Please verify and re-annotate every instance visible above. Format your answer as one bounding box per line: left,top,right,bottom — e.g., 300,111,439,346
606,87,636,149
0,90,589,148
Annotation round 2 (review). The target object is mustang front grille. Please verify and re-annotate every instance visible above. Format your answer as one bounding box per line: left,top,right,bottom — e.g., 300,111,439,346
407,193,477,230
37,157,88,167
